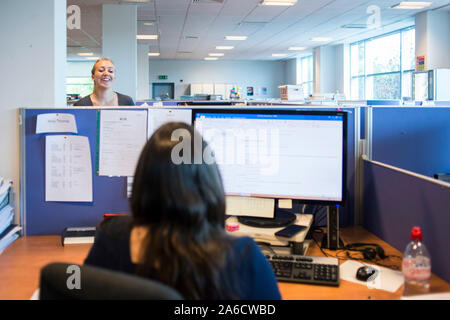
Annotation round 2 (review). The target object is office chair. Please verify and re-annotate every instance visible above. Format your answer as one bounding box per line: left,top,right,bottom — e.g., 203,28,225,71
39,262,183,300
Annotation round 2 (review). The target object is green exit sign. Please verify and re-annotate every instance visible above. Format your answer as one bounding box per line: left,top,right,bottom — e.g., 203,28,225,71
158,75,168,80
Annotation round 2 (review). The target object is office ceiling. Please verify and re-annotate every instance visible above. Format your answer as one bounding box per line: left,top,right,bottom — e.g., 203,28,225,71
67,0,450,61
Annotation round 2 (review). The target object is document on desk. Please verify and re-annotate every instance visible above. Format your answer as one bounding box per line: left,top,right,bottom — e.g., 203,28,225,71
36,113,77,134
99,110,147,177
45,135,93,202
147,109,192,138
225,196,274,218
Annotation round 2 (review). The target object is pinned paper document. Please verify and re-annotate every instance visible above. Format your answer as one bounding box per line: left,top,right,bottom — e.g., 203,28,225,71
45,135,93,202
36,113,78,134
99,110,147,177
148,109,192,138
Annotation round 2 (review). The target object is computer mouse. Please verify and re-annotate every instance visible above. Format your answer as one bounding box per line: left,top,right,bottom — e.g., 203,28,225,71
356,266,378,282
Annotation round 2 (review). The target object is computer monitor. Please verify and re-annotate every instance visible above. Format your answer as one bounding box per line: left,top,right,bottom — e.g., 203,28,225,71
192,109,347,226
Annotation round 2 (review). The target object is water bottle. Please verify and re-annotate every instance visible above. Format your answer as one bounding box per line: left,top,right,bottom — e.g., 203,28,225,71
402,226,431,296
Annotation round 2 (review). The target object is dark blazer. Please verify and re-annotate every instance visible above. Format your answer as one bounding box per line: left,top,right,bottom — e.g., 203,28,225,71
84,216,281,300
73,92,135,106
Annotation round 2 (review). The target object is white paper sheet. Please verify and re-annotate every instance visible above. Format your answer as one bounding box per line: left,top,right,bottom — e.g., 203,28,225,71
147,108,192,138
340,260,404,293
225,196,275,218
36,113,77,134
45,135,93,202
99,110,147,177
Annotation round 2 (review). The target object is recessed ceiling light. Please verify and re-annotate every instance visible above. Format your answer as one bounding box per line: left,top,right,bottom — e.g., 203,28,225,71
137,35,158,40
121,0,151,3
148,53,160,56
225,36,248,41
391,1,433,9
216,46,234,50
272,53,287,57
288,46,307,51
85,56,100,60
260,0,298,6
77,52,94,56
204,57,219,60
143,22,154,26
311,37,332,42
209,53,224,56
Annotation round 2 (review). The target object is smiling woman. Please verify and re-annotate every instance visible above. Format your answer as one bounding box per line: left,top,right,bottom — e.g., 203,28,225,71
73,58,135,106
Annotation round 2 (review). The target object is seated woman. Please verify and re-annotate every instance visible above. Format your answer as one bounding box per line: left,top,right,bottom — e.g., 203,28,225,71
73,58,134,106
84,122,281,300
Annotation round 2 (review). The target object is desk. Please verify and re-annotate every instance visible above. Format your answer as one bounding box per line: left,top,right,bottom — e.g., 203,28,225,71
0,226,448,300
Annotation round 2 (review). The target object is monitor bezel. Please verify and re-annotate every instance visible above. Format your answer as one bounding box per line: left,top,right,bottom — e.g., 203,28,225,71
192,108,347,207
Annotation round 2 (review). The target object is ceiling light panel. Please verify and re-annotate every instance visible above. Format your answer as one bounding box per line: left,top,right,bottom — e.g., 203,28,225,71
260,0,298,6
137,35,158,40
288,46,307,51
225,36,248,41
391,2,433,9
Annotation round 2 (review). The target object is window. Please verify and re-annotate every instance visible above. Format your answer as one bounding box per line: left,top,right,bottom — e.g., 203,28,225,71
66,77,94,98
297,55,313,98
350,27,415,100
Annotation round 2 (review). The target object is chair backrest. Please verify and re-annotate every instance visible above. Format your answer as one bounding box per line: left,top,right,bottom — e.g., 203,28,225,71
39,262,183,300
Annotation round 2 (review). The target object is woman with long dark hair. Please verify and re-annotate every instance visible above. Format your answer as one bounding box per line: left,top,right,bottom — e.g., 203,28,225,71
84,122,280,299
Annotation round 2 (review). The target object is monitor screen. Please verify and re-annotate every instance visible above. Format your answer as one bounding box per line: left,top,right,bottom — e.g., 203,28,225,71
193,109,347,205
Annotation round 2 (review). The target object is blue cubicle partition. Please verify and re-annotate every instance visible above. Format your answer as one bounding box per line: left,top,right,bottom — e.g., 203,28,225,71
22,108,135,235
21,105,358,235
370,107,450,177
363,160,450,283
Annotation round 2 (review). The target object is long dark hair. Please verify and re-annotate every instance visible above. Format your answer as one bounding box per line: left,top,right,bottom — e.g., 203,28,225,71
130,122,238,299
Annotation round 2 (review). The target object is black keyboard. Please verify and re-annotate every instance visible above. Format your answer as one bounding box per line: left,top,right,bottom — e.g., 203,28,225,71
266,254,340,286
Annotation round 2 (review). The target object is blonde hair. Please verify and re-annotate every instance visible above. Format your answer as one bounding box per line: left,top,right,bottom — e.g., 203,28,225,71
91,58,115,76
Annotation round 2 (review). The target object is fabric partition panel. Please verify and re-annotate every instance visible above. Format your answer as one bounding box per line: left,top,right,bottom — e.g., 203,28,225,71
371,107,450,177
23,108,143,235
363,160,450,283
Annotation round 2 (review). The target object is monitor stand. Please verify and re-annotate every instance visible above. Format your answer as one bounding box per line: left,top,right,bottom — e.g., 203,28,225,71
237,209,296,228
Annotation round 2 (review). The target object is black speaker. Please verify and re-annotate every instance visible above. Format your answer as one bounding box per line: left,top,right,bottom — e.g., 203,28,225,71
321,205,342,250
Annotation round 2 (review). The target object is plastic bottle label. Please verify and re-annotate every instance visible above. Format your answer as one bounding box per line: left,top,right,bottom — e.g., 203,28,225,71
402,259,431,280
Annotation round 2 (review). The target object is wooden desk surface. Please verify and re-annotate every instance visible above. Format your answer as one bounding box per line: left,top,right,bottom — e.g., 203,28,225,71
0,226,448,300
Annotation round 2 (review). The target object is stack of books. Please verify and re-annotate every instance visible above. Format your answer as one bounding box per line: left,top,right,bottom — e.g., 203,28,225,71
0,178,22,254
61,227,96,246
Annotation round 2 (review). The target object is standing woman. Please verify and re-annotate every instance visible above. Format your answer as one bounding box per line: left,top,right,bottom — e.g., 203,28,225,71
73,58,134,106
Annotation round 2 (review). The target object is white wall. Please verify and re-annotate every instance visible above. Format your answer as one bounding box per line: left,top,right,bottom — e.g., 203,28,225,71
102,4,137,100
314,45,339,94
0,0,66,223
284,59,297,85
415,11,450,70
137,44,150,100
148,60,285,100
